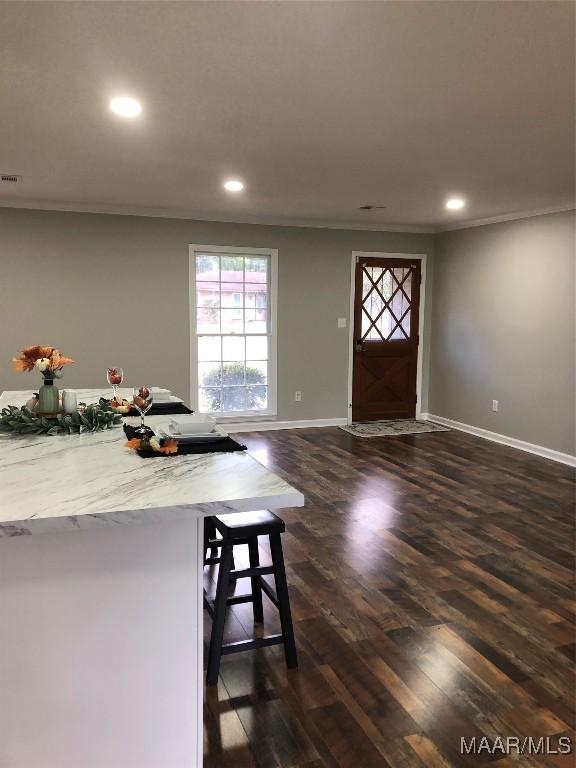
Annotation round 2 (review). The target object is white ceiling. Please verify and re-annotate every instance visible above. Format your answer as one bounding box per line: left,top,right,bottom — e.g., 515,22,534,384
0,1,574,230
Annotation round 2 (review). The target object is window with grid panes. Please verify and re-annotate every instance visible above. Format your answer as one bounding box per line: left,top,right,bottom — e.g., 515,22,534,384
193,249,275,416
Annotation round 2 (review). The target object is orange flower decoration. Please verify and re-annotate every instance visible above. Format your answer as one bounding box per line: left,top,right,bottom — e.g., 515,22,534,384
12,345,74,372
49,349,74,371
158,439,178,455
12,345,50,371
124,437,178,455
12,358,34,372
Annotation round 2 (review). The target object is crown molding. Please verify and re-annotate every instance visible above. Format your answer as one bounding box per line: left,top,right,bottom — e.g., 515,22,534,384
0,198,436,234
1,197,572,235
436,204,575,232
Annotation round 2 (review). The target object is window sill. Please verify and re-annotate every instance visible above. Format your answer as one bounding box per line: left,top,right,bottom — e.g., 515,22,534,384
211,412,277,423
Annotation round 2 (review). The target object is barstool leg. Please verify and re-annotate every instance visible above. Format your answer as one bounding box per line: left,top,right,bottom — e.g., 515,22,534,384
248,537,264,623
203,518,210,563
269,532,298,669
204,517,218,563
206,539,234,686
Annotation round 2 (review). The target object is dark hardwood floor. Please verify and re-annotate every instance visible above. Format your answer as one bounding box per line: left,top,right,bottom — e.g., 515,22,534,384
203,427,576,767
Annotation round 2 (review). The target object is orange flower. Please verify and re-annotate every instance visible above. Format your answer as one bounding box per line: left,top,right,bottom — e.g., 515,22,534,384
11,345,74,373
49,349,74,371
158,439,178,455
124,438,142,450
12,357,34,372
12,345,48,371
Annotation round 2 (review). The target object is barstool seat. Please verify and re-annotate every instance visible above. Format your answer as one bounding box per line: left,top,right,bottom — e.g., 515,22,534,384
203,510,297,686
213,510,285,538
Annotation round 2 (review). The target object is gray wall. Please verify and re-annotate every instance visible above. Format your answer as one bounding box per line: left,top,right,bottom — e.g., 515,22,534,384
429,210,575,455
0,207,433,420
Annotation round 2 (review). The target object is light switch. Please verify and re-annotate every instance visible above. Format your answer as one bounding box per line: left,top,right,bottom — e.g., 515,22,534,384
337,318,347,328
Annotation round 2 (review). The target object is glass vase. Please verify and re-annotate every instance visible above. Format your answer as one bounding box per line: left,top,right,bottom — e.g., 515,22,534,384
38,378,60,415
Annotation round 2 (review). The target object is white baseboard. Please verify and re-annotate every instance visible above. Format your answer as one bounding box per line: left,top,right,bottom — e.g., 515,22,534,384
421,413,576,467
225,417,348,433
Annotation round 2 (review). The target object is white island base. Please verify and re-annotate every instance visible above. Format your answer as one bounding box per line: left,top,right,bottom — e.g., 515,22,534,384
1,519,205,768
0,390,304,768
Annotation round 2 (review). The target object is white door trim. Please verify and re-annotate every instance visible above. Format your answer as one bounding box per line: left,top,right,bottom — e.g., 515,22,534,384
347,251,428,424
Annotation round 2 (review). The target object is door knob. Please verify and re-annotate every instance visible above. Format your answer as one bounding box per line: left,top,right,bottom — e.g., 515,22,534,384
355,341,363,352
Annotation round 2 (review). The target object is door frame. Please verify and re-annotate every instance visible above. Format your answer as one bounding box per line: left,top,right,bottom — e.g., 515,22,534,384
347,251,428,424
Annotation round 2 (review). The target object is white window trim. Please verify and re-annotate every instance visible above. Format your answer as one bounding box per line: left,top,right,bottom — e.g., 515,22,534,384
188,244,278,421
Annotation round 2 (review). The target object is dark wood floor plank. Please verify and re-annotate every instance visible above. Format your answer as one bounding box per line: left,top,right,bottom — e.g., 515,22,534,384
204,427,575,767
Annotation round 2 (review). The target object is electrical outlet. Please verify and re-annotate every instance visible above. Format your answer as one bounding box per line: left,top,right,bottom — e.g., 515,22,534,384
337,317,347,328
492,400,499,412
294,391,302,402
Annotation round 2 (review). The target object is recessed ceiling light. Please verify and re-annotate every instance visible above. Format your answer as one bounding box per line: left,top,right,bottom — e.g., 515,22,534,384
109,96,142,118
446,197,466,210
224,179,244,192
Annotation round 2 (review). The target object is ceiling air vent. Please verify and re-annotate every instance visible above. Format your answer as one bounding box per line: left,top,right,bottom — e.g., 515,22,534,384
1,173,22,184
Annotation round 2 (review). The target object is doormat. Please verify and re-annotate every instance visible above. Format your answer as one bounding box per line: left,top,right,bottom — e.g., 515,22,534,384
339,419,450,438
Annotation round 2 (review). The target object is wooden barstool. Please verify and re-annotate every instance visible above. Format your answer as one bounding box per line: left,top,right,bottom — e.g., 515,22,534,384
203,510,298,686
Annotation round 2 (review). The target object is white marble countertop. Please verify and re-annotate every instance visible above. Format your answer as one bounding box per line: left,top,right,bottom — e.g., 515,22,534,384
0,389,304,536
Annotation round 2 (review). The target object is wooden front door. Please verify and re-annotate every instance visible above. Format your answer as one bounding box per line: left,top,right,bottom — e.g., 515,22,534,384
352,257,421,421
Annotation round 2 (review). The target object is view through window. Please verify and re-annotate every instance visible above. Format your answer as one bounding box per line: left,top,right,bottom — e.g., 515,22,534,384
193,249,275,415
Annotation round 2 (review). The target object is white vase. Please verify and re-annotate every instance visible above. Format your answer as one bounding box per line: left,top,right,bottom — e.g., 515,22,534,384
62,390,78,414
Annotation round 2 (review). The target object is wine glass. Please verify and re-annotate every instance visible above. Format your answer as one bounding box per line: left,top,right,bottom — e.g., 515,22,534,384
132,386,153,435
107,367,124,400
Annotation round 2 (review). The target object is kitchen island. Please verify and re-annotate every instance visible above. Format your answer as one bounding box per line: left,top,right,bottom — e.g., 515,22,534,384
0,389,304,768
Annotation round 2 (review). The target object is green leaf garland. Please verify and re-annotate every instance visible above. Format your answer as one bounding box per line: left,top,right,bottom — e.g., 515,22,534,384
0,404,123,435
